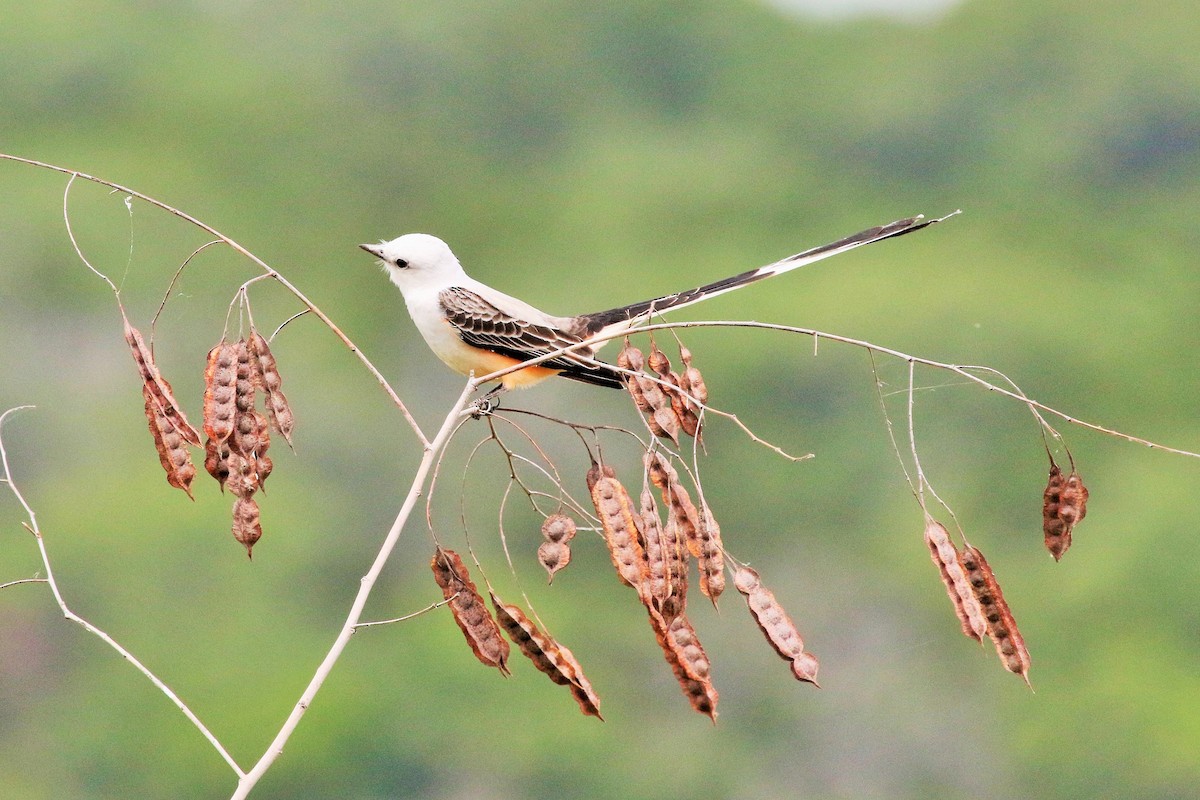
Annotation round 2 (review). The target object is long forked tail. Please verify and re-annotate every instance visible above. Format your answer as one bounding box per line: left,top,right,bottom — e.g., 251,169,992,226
577,211,959,336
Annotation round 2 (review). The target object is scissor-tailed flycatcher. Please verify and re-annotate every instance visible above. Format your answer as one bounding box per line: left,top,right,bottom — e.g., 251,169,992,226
360,213,955,392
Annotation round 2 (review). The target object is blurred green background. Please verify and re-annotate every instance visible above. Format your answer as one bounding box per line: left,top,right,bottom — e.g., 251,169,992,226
2,1,1199,798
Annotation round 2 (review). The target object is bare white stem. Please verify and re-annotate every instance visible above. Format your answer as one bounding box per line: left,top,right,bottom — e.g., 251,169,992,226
229,379,476,799
0,407,244,776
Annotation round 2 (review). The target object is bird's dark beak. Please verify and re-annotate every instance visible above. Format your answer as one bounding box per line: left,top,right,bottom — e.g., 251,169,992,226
359,243,384,258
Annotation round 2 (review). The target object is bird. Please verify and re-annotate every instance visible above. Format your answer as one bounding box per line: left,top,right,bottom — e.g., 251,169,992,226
360,212,956,396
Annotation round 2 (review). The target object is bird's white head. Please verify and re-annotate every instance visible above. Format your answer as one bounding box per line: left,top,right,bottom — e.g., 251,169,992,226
359,233,467,295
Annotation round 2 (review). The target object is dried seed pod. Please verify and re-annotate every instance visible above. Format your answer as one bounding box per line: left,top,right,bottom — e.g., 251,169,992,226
249,331,295,446
638,373,681,444
537,541,571,583
124,319,202,447
644,452,702,557
679,344,708,406
734,566,820,686
256,451,273,490
923,519,988,642
491,594,603,720
232,407,271,461
204,436,232,490
1043,463,1089,561
648,343,697,438
648,609,718,720
639,488,687,620
231,495,263,557
585,461,616,492
696,504,726,605
960,545,1032,685
142,383,196,499
224,451,260,499
541,514,577,545
202,341,238,443
590,475,649,590
617,342,650,412
233,338,257,414
431,547,510,675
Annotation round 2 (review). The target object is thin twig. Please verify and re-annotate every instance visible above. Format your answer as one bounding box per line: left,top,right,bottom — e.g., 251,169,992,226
0,406,244,776
354,595,457,630
5,153,426,447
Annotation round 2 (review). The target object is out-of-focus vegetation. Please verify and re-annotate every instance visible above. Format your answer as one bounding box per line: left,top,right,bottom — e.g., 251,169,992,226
1,1,1198,798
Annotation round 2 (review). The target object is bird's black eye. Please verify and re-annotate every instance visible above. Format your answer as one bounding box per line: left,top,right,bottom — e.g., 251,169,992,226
395,258,409,269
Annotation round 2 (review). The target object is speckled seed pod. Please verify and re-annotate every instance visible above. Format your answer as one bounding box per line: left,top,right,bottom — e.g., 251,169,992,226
1043,463,1089,561
491,594,602,720
142,383,196,499
617,342,649,412
590,475,649,591
647,609,718,721
248,331,294,447
204,436,232,490
202,341,238,443
959,545,1031,686
923,519,988,642
124,319,201,447
431,547,510,675
734,566,819,686
231,495,263,557
696,504,726,605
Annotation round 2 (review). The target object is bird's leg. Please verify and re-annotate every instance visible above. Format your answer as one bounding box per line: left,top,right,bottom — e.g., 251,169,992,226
469,383,507,417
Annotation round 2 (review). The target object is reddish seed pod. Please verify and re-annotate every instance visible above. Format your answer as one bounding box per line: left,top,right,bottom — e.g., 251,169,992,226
233,338,257,414
204,436,232,490
537,541,571,582
431,547,511,675
648,609,718,721
734,566,820,686
491,594,603,720
590,475,649,590
541,514,577,545
124,319,202,447
696,504,726,605
248,331,295,446
1043,463,1089,561
202,341,238,443
231,495,263,557
679,344,708,406
960,545,1032,686
617,342,650,412
923,519,988,642
142,383,196,499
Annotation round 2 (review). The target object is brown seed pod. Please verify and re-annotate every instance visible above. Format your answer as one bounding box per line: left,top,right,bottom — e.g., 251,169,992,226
231,495,263,557
124,319,202,447
585,461,616,492
202,341,238,443
960,545,1032,685
537,514,576,583
431,547,510,675
232,407,271,461
224,451,259,499
648,609,718,720
648,343,697,438
696,504,726,605
734,566,820,686
1043,463,1089,561
590,475,649,590
491,594,603,720
923,519,988,642
233,338,257,414
644,452,701,558
204,436,232,490
679,344,708,406
248,331,295,447
537,541,571,583
541,514,577,545
639,487,687,620
142,383,196,499
616,342,649,412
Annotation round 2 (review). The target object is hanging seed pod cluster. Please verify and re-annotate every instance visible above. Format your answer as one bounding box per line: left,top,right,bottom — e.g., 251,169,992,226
618,340,706,443
125,314,295,558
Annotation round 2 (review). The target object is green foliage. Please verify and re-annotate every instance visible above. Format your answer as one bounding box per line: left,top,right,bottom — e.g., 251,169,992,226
2,1,1199,798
